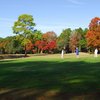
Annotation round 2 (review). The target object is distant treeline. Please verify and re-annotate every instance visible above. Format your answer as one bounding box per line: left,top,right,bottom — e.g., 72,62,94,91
0,14,100,56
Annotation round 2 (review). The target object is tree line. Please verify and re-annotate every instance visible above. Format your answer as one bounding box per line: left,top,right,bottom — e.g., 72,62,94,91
0,14,100,56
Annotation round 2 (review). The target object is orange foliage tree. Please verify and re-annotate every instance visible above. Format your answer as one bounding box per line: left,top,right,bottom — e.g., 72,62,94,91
86,17,100,48
42,31,57,42
41,31,57,53
34,40,48,53
26,41,34,52
69,29,82,52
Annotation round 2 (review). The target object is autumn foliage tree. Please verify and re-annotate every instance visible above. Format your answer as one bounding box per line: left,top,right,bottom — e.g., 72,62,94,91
34,40,47,53
86,17,100,49
69,29,82,52
1,13,92,54
42,31,57,53
26,41,33,52
42,31,57,42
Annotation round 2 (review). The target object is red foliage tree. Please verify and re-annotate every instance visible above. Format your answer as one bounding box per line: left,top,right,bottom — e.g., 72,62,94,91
86,17,100,48
38,40,57,53
32,31,57,53
34,40,48,53
48,40,56,51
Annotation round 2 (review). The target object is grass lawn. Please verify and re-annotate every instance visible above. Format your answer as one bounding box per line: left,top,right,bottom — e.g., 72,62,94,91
0,53,100,100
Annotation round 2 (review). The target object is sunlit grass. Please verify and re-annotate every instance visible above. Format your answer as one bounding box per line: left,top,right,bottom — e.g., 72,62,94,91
0,53,100,100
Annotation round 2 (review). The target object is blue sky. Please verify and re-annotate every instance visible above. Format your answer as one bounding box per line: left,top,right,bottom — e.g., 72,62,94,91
0,0,100,37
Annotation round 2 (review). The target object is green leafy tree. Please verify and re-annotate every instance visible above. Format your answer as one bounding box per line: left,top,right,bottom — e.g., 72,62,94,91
0,36,14,54
12,14,35,56
57,28,71,52
79,28,88,52
33,30,42,42
10,37,23,53
69,28,88,52
0,37,5,54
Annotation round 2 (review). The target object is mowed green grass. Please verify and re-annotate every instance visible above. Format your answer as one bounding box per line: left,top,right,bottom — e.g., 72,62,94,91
0,53,100,100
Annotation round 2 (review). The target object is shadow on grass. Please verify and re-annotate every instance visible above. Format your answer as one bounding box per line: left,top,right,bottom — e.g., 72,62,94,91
0,59,100,100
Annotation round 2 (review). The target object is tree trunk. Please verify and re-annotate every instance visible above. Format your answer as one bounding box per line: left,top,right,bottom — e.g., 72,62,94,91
24,45,27,57
40,50,43,54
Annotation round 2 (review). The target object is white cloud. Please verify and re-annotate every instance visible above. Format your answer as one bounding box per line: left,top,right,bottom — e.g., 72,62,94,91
0,18,15,22
67,0,84,5
0,17,16,29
